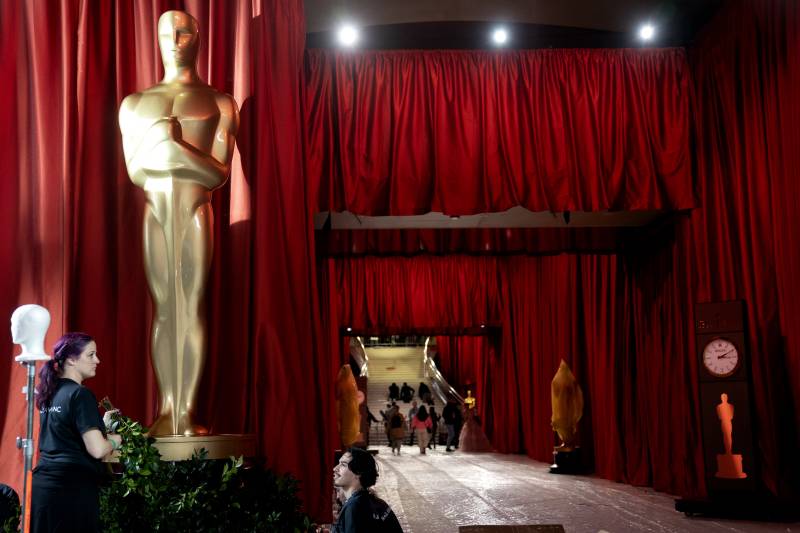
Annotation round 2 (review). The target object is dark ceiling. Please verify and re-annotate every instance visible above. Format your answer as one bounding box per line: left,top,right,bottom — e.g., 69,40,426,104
305,0,724,49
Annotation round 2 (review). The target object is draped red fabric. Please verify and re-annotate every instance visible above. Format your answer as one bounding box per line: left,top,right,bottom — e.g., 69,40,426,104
321,0,800,501
434,336,493,431
687,0,800,498
0,0,335,520
326,254,705,496
331,256,503,334
305,48,694,215
318,227,639,256
435,336,487,395
0,0,28,489
0,0,72,492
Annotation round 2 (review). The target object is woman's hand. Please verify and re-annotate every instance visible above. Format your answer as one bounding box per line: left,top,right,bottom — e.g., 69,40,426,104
107,433,123,455
103,409,120,432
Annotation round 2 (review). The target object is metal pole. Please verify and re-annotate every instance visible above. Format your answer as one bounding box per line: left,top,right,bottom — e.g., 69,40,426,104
15,362,36,533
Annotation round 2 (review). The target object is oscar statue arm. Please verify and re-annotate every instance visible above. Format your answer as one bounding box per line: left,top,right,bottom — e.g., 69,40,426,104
119,92,240,190
153,93,239,189
119,93,172,188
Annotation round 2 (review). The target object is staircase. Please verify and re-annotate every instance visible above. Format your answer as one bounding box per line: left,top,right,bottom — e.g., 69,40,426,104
364,346,444,446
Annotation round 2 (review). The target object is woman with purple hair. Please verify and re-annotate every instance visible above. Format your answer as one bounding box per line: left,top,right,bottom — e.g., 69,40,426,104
30,333,122,533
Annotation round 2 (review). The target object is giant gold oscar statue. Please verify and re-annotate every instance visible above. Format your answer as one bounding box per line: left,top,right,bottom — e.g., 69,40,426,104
119,10,238,441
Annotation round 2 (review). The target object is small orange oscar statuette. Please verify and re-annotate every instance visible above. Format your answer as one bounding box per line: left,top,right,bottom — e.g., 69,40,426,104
715,393,747,479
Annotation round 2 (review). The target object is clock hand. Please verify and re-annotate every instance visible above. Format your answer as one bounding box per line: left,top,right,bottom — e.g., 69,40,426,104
717,349,735,359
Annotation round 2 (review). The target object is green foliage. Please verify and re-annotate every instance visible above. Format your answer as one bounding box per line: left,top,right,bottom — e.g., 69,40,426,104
100,414,313,532
1,500,19,533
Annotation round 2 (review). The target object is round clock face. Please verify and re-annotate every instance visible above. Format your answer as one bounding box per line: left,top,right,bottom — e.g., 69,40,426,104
702,338,740,377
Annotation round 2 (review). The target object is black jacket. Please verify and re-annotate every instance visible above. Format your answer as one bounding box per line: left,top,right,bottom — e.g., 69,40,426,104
332,489,403,533
442,403,460,424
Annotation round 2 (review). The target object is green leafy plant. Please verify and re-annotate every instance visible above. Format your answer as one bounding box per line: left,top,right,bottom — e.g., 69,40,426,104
100,414,313,532
1,500,19,533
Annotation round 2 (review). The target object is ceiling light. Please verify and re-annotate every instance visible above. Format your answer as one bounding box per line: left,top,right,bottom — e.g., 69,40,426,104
337,24,359,47
638,24,655,41
492,27,509,46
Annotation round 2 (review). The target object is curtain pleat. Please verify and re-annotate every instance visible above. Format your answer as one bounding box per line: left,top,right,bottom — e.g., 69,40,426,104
306,48,694,215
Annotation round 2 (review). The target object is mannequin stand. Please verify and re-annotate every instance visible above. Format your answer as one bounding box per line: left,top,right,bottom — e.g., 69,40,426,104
15,354,50,533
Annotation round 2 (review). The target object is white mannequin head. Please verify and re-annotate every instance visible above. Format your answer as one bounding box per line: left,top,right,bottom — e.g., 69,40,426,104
11,304,51,357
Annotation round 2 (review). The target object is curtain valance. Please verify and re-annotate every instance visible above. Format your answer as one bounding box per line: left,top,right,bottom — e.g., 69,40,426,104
306,48,694,215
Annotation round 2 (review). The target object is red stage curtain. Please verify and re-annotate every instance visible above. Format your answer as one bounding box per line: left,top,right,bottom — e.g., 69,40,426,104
434,336,493,433
326,254,705,496
306,48,694,216
435,336,488,395
329,256,503,334
322,0,800,501
687,0,800,498
0,0,335,521
318,227,638,256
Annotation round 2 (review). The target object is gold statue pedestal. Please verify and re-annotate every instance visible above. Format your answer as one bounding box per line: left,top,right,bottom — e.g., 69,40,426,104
715,453,747,479
550,446,582,474
106,434,255,463
153,434,256,461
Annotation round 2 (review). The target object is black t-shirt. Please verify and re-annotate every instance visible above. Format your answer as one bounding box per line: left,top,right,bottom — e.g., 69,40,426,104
333,489,403,533
36,378,105,476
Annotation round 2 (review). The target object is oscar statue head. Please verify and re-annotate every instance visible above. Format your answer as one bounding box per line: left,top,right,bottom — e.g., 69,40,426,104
158,10,200,72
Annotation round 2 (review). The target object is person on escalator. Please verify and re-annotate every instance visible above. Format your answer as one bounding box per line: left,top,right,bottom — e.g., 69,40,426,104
417,381,432,404
399,382,414,403
388,383,400,401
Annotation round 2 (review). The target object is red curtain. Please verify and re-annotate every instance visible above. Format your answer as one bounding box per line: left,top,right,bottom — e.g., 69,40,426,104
318,227,639,256
435,336,489,395
0,0,336,521
434,335,493,431
329,256,502,334
687,0,800,498
320,0,800,501
325,254,705,496
305,48,695,216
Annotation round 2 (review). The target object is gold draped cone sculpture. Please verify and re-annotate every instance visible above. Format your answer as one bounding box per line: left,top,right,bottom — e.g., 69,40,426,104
335,365,362,448
551,359,584,451
119,10,239,436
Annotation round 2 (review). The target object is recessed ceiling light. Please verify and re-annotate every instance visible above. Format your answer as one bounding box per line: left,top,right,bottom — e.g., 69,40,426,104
337,24,359,47
639,24,655,41
492,27,509,46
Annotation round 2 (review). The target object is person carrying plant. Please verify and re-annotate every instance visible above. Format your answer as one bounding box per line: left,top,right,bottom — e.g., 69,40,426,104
30,333,122,533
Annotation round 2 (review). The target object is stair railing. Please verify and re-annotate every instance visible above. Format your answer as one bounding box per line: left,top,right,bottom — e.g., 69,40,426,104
423,337,463,405
349,337,369,377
